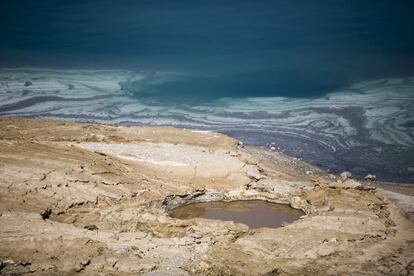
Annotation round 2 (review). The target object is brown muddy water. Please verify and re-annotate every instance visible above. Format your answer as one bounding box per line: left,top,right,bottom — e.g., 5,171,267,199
169,200,304,229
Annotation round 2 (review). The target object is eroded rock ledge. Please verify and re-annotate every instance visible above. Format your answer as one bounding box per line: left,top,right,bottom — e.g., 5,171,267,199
0,117,413,275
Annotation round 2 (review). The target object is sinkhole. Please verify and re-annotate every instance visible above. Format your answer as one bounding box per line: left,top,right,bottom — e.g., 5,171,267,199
168,200,304,229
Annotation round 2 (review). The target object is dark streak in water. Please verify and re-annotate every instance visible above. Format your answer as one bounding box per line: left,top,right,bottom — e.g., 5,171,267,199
0,95,116,113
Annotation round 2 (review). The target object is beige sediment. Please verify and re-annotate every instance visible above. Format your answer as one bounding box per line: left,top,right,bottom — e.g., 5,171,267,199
0,117,413,275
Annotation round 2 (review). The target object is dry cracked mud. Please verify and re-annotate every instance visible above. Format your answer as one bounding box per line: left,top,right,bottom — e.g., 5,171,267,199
0,117,413,275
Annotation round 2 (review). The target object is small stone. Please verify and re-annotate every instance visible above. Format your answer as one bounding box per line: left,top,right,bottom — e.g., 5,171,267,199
305,170,313,175
340,171,352,181
81,258,91,266
75,258,91,272
3,260,16,265
290,196,308,209
246,165,263,180
342,179,361,189
327,174,337,180
316,247,336,257
84,224,99,231
270,146,276,151
41,264,55,271
40,208,52,220
364,174,377,181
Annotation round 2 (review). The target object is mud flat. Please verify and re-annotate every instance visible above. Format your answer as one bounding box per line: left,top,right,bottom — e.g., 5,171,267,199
0,117,413,275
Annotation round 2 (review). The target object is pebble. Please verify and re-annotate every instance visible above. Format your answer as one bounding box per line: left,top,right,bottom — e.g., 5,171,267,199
40,208,52,220
364,174,377,181
84,224,99,231
327,174,337,180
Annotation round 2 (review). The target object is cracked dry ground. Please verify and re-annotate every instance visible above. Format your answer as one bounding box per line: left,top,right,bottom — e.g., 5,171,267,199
0,118,414,275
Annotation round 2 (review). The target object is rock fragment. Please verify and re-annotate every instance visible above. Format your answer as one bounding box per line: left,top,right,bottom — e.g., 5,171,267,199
40,208,52,220
364,174,377,181
75,258,91,272
84,224,99,231
340,171,352,181
342,179,361,189
246,165,263,180
327,174,337,180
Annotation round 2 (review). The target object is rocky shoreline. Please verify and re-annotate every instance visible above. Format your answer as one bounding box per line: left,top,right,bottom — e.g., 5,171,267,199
0,117,413,275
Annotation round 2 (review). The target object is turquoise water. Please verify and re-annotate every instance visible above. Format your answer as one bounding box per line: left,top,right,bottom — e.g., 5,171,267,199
1,1,413,102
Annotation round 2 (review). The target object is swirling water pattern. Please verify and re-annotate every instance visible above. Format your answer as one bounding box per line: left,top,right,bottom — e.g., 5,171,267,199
1,69,413,182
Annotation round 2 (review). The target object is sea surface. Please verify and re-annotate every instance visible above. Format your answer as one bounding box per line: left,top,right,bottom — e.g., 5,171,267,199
0,68,413,183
